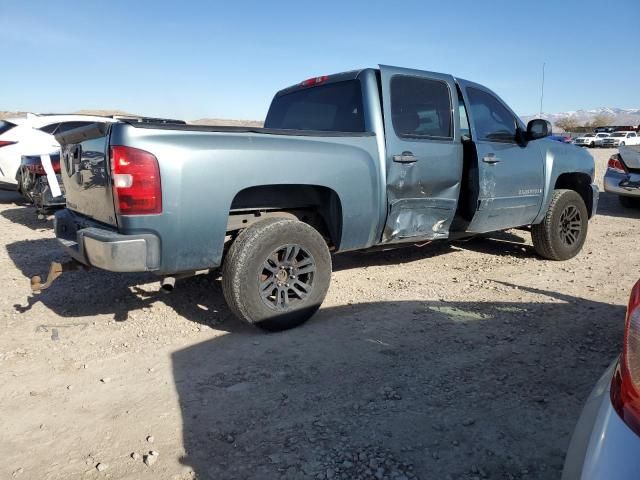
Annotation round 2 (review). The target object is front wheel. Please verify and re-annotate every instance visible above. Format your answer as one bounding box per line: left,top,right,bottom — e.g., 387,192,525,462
531,189,588,261
589,141,595,147
620,142,626,146
222,218,332,331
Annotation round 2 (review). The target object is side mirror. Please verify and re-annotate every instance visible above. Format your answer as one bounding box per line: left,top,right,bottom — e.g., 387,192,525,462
527,119,552,141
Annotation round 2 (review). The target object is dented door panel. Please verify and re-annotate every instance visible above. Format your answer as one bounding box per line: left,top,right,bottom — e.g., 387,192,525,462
379,65,463,243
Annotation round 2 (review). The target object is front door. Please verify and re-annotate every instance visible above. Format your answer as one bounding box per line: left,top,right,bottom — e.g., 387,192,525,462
457,81,544,233
380,65,464,243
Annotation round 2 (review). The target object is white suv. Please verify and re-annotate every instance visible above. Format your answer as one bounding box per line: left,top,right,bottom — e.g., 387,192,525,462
573,132,610,147
0,114,114,190
600,131,640,148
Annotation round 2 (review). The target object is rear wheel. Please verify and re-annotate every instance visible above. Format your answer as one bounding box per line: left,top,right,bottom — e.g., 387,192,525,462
222,217,332,331
531,189,588,261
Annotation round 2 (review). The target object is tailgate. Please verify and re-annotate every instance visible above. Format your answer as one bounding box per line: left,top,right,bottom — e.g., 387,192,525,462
57,123,118,226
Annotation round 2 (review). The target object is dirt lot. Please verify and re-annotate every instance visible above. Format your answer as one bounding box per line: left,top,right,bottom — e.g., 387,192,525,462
0,148,637,480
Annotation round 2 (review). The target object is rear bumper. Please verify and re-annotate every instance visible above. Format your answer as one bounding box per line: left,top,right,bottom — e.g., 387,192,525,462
562,360,640,480
54,209,160,272
603,170,640,197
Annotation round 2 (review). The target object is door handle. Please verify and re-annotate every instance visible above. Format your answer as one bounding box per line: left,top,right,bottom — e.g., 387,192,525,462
482,153,501,164
393,151,418,163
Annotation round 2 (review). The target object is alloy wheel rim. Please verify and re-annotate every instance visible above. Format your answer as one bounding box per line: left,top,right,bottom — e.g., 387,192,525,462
258,244,316,310
558,204,582,247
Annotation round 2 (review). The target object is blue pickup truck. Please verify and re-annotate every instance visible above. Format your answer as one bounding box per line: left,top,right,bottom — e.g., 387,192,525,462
40,65,598,330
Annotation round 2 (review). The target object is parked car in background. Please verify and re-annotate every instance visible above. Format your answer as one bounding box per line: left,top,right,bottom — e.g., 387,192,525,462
0,114,116,191
574,133,610,148
600,131,640,148
604,146,640,207
549,134,573,143
39,65,599,331
561,279,640,479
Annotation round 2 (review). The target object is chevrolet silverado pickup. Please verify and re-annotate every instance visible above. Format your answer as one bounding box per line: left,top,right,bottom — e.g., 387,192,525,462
42,65,598,331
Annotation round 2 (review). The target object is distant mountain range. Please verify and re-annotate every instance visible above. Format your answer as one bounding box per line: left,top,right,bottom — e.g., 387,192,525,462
521,107,640,128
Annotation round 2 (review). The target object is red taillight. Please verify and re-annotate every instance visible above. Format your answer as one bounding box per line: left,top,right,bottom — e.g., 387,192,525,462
300,75,328,87
608,154,626,174
51,158,61,174
110,145,162,215
0,140,16,148
611,280,640,436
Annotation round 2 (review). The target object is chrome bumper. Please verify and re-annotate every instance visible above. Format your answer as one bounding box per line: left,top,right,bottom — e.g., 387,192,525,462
604,170,640,197
54,209,160,272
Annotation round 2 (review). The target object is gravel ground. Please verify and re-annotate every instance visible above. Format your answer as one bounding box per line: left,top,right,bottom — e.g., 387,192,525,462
1,148,638,480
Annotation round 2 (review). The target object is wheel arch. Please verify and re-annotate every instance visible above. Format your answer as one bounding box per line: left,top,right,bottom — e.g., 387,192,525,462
554,172,594,218
228,184,344,249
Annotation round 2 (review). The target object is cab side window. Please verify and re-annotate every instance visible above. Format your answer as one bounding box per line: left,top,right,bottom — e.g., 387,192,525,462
390,75,453,140
467,87,517,143
39,123,60,134
57,121,94,133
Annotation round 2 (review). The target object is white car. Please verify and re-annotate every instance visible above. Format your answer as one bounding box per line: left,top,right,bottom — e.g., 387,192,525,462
599,131,640,148
573,132,610,148
0,114,114,190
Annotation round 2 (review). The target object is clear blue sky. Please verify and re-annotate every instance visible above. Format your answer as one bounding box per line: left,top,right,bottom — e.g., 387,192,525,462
2,0,638,120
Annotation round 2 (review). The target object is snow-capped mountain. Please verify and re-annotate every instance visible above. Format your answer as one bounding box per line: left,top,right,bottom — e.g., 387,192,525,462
521,107,640,128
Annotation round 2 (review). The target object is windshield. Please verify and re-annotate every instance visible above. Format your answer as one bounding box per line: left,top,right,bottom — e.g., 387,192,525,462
611,133,626,137
265,80,365,132
584,134,595,137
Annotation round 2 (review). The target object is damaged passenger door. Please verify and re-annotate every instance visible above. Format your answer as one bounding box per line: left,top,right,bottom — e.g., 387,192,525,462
379,65,463,243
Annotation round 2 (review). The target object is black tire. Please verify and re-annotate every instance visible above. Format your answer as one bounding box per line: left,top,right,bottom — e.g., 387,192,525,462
531,189,588,261
222,217,332,331
589,141,595,147
621,142,626,146
619,195,640,208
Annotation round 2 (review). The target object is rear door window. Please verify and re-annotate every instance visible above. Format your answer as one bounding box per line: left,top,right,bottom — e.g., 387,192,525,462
265,80,365,132
466,87,517,143
390,75,452,139
39,123,61,134
0,120,17,135
56,121,95,133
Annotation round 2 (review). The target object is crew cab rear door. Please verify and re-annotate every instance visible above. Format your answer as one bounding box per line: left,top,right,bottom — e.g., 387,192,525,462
379,65,463,242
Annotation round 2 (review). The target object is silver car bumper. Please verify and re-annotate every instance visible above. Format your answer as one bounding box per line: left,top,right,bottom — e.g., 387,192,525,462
54,209,160,272
604,170,640,197
562,360,640,480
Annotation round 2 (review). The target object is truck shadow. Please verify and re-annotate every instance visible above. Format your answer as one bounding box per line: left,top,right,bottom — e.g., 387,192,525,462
595,191,640,219
6,229,544,329
7,232,539,328
171,286,623,480
1,204,53,231
0,189,28,206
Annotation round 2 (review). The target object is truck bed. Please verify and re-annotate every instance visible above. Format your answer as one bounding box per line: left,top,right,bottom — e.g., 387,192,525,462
120,119,376,137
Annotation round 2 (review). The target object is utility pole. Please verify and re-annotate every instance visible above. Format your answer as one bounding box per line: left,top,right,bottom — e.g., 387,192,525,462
539,62,545,118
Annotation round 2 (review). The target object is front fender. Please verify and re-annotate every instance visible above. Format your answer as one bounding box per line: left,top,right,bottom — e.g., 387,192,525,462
533,141,595,224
